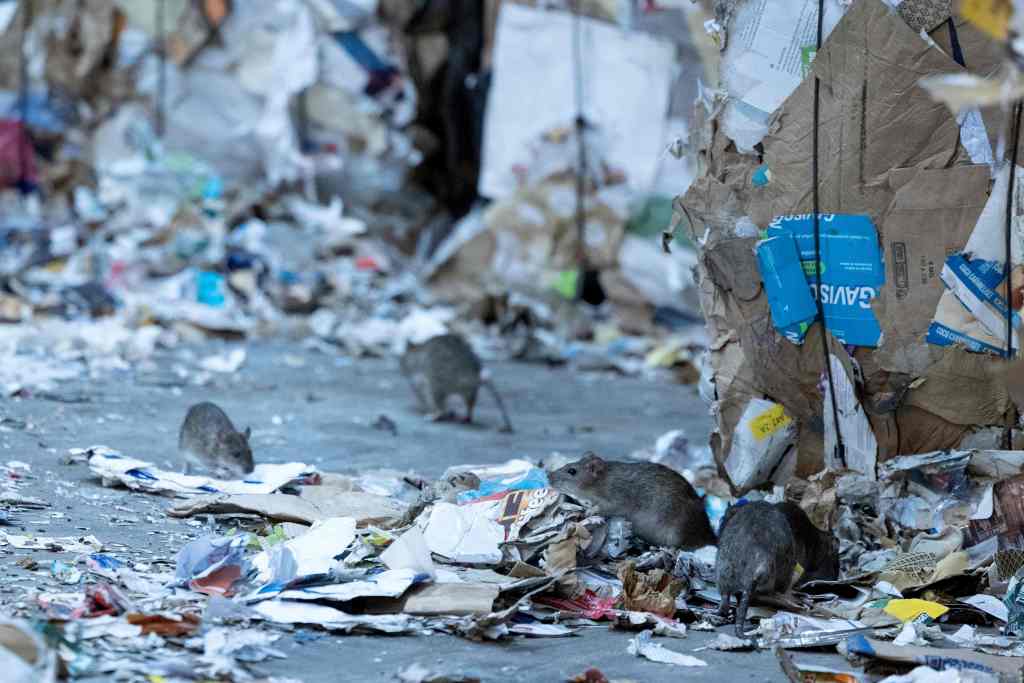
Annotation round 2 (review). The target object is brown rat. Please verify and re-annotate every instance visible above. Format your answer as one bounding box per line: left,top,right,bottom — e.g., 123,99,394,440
548,452,716,550
178,401,254,478
716,501,795,637
400,334,513,432
775,501,839,584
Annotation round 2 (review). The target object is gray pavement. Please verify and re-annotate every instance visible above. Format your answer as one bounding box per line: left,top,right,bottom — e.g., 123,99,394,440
0,340,849,681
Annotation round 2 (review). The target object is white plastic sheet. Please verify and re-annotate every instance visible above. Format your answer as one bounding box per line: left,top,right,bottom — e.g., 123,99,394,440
479,4,674,198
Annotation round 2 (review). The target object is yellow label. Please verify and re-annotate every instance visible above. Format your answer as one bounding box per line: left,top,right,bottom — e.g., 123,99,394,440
883,598,949,623
749,404,792,441
961,0,1011,40
792,563,805,583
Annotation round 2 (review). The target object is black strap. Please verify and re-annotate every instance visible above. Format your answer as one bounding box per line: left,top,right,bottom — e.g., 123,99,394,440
156,0,167,138
812,0,847,468
571,3,588,298
946,18,965,68
1005,101,1022,449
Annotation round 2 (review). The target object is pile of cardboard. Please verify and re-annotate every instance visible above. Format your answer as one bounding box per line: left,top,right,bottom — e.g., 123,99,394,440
681,0,1020,489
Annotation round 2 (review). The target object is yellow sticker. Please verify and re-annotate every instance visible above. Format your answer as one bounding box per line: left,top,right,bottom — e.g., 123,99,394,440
883,598,949,623
961,0,1011,40
792,562,805,583
749,404,792,441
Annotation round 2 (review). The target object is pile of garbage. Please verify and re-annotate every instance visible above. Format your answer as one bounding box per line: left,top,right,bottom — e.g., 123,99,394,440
5,429,1024,681
0,0,712,400
680,0,1024,487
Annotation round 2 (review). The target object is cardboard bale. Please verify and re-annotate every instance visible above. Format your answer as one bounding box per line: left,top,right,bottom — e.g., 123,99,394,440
681,0,1006,483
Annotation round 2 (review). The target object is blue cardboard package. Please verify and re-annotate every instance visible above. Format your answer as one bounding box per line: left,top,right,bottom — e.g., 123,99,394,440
757,214,885,347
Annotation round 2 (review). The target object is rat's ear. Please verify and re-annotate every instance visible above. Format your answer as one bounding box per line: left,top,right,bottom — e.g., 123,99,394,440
243,427,251,441
584,455,606,477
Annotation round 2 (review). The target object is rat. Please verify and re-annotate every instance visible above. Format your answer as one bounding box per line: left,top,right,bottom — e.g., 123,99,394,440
178,401,254,478
400,334,513,432
775,501,839,584
548,452,716,550
716,501,796,637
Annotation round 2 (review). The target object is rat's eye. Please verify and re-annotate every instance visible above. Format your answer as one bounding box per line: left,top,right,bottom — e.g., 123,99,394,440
566,467,577,476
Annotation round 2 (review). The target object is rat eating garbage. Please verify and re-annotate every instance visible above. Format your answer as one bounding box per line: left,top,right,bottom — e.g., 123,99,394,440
178,401,254,478
400,333,513,432
548,451,716,550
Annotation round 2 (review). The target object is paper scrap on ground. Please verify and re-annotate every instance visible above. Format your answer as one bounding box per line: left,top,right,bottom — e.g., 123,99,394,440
253,600,415,634
421,487,559,565
961,594,1009,622
167,490,405,526
0,619,58,683
277,568,421,603
84,446,315,496
381,527,436,579
199,348,247,373
251,517,356,586
627,630,707,667
846,635,1023,677
0,533,102,553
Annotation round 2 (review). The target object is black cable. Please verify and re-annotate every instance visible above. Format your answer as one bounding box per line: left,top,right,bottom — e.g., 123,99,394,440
156,0,167,138
812,0,846,468
17,0,31,193
571,1,588,299
1005,100,1022,449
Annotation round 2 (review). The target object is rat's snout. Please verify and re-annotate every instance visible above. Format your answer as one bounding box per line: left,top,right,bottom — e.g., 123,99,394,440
225,456,254,478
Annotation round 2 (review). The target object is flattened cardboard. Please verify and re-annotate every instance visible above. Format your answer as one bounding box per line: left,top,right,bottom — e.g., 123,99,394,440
762,0,964,223
845,634,1024,676
903,347,1010,426
874,165,990,374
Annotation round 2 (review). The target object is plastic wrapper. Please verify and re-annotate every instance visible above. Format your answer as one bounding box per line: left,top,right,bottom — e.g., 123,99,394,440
723,399,796,491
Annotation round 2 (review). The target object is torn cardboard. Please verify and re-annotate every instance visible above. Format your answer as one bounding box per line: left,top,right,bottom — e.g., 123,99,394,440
873,165,990,374
761,0,965,223
845,634,1023,677
167,490,407,527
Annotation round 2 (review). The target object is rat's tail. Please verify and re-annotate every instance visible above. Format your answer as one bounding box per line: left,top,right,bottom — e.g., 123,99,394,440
734,588,752,638
735,567,765,638
480,373,513,433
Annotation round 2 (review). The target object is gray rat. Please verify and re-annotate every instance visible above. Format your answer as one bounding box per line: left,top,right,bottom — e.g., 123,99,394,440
775,501,839,584
400,334,513,432
548,452,716,550
178,401,254,478
716,501,795,637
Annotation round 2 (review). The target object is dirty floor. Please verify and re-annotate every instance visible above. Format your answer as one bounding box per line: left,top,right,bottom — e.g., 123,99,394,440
0,341,847,681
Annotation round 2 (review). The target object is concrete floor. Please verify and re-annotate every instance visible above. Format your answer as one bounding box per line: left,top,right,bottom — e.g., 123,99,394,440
0,340,849,681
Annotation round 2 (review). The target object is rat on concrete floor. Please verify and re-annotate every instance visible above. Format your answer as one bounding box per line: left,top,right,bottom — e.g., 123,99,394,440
178,401,253,478
775,501,839,584
717,501,796,637
548,452,716,550
400,333,513,432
